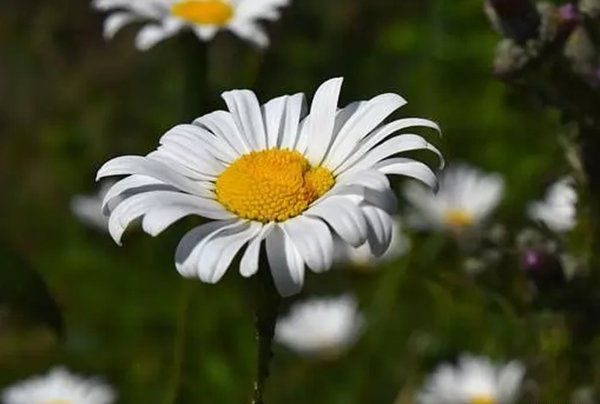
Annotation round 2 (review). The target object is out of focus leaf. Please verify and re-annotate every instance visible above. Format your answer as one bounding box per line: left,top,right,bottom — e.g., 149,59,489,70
0,242,64,337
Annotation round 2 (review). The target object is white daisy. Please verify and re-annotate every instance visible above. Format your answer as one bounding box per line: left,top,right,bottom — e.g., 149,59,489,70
275,295,364,357
71,181,118,232
527,177,577,233
93,0,291,50
335,216,409,268
97,77,442,296
404,165,504,234
418,355,525,404
2,367,116,404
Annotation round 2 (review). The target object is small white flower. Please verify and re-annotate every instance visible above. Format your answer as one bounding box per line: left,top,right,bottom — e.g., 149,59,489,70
275,295,365,357
404,165,504,234
527,177,577,233
335,216,409,268
2,367,116,404
97,78,442,296
418,355,525,404
71,182,118,232
93,0,291,50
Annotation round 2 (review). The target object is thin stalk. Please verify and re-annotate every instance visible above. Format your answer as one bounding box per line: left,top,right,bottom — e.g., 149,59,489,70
164,280,192,404
252,265,281,404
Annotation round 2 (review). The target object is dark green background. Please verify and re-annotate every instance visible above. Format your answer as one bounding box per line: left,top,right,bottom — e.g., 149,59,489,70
1,0,588,402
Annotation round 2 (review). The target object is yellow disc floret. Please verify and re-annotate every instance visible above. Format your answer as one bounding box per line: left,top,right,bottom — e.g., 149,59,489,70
444,208,474,229
45,400,71,404
216,149,335,223
470,396,495,404
171,0,234,26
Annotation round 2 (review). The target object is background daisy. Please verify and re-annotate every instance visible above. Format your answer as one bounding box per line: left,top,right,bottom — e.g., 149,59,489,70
404,164,504,234
93,0,291,49
527,177,578,233
97,77,441,296
2,367,115,404
417,354,525,404
275,295,365,358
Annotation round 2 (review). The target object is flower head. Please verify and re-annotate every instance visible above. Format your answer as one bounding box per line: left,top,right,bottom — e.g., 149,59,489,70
418,355,525,404
2,367,115,404
334,216,409,268
404,165,504,234
97,78,441,296
527,177,577,233
275,295,364,357
93,0,291,50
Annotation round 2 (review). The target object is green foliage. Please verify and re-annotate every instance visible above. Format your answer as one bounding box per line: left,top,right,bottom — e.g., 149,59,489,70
0,0,592,403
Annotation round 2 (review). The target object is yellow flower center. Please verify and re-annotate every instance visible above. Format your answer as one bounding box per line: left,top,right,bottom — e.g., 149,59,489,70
171,0,234,26
216,149,335,223
444,208,474,228
470,396,495,404
45,400,71,404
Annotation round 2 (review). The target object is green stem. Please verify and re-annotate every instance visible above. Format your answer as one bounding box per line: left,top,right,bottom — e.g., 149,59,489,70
252,266,281,404
164,280,192,404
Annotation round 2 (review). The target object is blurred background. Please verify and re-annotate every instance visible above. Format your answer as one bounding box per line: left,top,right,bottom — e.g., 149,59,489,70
0,0,591,402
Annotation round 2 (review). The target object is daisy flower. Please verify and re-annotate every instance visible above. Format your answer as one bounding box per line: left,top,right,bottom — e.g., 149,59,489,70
275,295,364,357
2,367,115,404
404,165,504,234
527,177,577,233
97,77,442,296
335,216,409,268
71,181,118,232
92,0,291,50
418,355,525,404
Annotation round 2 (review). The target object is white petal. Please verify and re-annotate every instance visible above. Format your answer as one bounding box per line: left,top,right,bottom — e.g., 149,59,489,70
147,151,217,182
324,93,406,170
193,25,218,41
266,225,305,297
227,21,269,48
193,221,262,283
141,197,234,237
305,196,368,248
135,24,177,51
103,12,138,39
305,78,344,166
195,110,251,155
279,93,306,149
222,89,268,151
335,117,441,175
262,95,287,149
282,216,334,273
497,362,526,402
97,155,212,198
336,169,391,193
161,124,238,163
108,191,232,244
375,158,438,189
174,219,241,278
102,174,169,213
343,134,443,175
240,222,275,277
362,205,394,257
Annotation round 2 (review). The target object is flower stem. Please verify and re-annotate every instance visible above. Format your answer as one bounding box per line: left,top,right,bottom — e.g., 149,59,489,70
252,266,281,404
164,280,192,404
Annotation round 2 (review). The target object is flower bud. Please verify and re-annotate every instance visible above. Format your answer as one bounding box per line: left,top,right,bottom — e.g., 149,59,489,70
487,0,541,43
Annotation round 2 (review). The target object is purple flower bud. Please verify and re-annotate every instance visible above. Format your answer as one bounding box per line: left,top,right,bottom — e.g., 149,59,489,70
520,249,565,289
559,3,581,22
558,3,582,32
487,0,541,43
